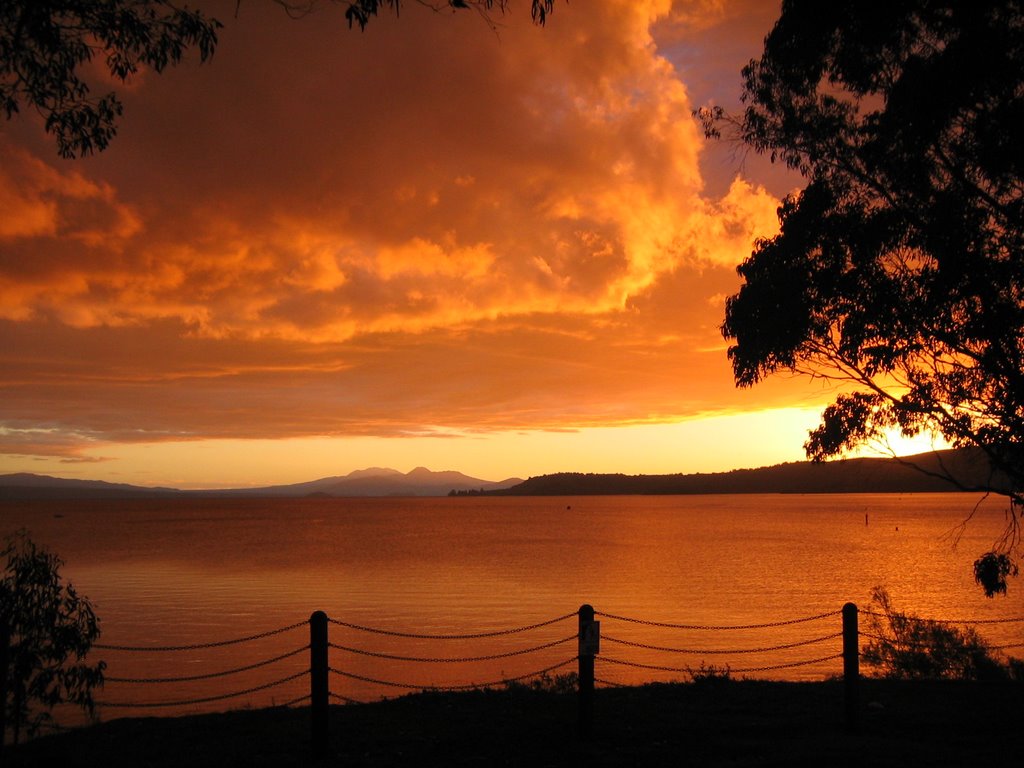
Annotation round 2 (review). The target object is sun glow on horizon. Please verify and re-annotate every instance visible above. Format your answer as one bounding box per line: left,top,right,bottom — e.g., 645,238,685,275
0,406,952,490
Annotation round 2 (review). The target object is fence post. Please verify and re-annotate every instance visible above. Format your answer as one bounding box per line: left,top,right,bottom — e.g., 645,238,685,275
310,610,329,759
842,602,859,731
577,604,596,738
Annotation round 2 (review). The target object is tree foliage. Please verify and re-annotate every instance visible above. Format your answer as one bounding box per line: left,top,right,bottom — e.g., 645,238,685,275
701,0,1024,593
862,587,1015,680
320,0,556,30
1,531,104,745
973,551,1019,597
0,0,222,158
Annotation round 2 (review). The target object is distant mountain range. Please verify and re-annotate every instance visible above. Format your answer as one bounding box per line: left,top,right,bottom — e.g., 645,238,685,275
212,467,524,498
0,467,523,500
0,448,1009,501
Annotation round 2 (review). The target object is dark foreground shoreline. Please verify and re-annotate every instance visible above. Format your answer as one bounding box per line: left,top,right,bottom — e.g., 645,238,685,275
6,679,1021,767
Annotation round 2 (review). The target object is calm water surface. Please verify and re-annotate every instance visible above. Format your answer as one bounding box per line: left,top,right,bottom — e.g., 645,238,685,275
3,493,1022,722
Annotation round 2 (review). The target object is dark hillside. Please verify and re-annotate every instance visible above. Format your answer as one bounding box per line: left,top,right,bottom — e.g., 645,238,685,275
496,448,1005,496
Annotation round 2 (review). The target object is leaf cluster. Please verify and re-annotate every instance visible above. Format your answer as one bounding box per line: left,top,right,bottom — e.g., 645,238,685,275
973,551,1020,598
1,0,222,157
1,530,104,744
332,1,555,30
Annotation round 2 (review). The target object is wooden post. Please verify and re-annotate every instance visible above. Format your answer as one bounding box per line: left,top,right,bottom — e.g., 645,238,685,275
842,602,859,731
577,604,596,738
310,610,329,759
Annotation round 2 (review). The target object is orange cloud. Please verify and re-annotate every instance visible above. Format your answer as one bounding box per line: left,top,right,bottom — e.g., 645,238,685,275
0,143,141,242
0,0,806,465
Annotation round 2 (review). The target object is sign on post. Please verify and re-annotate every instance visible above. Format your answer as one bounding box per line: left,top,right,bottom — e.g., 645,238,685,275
579,620,600,656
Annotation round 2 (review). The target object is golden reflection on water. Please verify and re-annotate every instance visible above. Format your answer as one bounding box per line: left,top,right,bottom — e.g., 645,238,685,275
3,493,1021,724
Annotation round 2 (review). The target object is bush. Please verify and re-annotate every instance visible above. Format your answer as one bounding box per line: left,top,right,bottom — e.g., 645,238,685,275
687,663,732,685
862,586,1011,681
1,531,105,744
504,671,578,694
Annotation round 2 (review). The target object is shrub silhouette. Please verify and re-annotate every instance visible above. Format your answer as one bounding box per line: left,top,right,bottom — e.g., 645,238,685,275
1,531,104,745
862,586,1009,681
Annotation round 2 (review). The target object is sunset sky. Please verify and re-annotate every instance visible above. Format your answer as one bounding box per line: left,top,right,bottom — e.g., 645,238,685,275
0,0,942,489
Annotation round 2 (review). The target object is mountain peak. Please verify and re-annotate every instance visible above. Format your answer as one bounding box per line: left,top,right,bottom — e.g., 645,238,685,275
346,467,403,479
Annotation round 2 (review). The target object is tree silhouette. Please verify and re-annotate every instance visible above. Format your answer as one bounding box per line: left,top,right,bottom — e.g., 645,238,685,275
700,0,1023,594
1,531,104,746
1,0,221,158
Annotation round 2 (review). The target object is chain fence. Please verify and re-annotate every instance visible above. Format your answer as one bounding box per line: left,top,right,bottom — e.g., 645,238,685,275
324,611,579,702
90,605,1024,716
94,610,579,712
329,657,578,694
327,612,576,639
593,608,848,683
857,609,1024,652
95,620,311,711
595,609,840,631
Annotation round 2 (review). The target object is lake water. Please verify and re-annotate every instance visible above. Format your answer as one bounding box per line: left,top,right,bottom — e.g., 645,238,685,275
2,493,1022,725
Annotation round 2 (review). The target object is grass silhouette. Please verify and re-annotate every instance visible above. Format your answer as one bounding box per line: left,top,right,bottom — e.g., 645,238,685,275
5,678,1020,767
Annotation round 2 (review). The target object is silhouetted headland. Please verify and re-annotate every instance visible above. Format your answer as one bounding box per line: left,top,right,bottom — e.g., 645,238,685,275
469,448,1008,496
